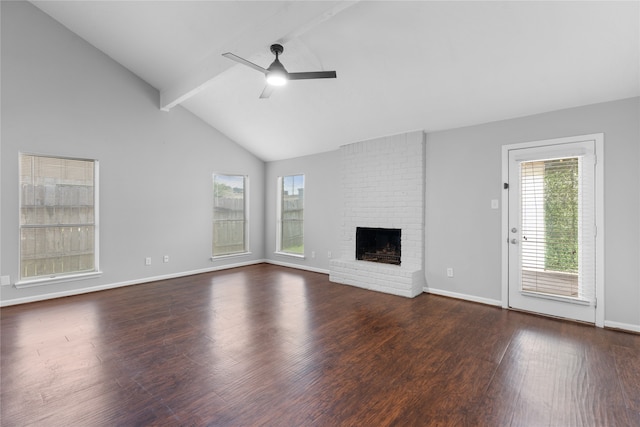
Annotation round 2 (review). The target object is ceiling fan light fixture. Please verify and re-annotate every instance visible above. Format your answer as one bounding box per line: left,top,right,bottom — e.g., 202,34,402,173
266,70,288,86
266,57,288,86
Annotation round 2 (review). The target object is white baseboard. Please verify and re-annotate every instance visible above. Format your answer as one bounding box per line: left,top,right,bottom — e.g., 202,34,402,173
423,288,640,334
0,259,266,307
423,286,503,307
604,320,640,334
265,259,329,275
5,264,637,335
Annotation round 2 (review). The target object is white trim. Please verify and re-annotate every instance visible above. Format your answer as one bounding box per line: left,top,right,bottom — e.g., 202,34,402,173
424,286,638,334
94,160,101,273
274,251,305,259
245,175,250,254
6,261,635,333
501,133,604,327
501,147,510,309
423,287,502,307
15,271,103,288
520,290,591,306
594,135,605,328
0,259,266,307
604,320,640,334
211,252,252,261
266,259,329,275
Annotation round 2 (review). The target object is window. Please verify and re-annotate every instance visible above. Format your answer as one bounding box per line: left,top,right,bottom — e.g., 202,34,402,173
277,174,304,256
213,174,247,256
518,150,597,302
520,158,581,296
19,154,98,282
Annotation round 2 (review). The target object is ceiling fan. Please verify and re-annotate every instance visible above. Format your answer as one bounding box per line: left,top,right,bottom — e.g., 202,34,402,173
222,44,337,99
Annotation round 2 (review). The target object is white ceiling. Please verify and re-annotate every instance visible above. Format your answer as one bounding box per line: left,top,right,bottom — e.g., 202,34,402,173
31,1,639,162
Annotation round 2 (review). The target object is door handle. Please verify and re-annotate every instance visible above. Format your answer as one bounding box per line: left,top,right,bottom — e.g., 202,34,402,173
510,238,518,245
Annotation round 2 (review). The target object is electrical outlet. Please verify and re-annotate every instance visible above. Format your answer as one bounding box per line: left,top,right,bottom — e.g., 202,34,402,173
311,251,315,259
163,255,169,263
327,251,332,259
1,275,11,286
145,257,152,266
446,268,454,278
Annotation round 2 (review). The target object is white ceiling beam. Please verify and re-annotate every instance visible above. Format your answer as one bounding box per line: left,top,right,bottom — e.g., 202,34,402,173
160,1,359,111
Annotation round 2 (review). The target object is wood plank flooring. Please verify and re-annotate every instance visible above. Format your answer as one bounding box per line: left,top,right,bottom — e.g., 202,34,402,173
1,263,639,426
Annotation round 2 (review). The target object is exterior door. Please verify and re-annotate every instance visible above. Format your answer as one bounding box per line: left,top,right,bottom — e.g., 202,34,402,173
505,136,601,324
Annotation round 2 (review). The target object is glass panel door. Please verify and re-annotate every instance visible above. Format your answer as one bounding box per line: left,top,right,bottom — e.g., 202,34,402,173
507,140,596,323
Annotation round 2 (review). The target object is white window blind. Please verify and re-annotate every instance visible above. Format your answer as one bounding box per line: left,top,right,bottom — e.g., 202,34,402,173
520,154,596,304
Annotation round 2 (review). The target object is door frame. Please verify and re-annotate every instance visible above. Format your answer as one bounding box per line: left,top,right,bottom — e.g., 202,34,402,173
501,133,605,327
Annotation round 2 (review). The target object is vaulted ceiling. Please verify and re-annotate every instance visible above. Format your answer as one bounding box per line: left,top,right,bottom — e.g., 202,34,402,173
31,1,639,161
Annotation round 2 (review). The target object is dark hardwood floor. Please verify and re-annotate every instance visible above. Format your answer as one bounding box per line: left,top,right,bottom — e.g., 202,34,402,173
1,263,639,426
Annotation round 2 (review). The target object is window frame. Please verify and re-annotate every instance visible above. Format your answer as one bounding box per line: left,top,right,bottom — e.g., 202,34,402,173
16,153,101,288
275,174,305,258
212,173,249,258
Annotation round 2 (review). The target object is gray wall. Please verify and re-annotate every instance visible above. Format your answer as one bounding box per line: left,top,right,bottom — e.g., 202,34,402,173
263,97,640,331
264,150,341,273
2,2,638,332
425,97,640,329
1,1,265,304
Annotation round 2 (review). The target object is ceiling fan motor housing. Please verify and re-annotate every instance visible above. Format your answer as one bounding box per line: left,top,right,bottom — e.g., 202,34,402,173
270,44,284,56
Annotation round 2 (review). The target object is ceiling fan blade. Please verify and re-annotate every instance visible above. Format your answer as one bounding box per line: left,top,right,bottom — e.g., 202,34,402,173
288,71,337,80
259,85,275,99
222,52,268,74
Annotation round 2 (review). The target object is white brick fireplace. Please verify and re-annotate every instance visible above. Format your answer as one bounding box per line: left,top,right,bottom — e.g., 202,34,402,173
329,130,425,297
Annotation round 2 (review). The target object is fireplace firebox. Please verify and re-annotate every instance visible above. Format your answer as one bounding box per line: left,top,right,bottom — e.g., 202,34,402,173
356,227,401,265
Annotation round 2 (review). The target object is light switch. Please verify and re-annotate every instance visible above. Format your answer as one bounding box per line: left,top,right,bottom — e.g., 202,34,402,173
491,199,499,209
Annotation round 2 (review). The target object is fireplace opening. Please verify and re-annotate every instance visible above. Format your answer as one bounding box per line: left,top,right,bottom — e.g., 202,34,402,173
356,227,401,265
